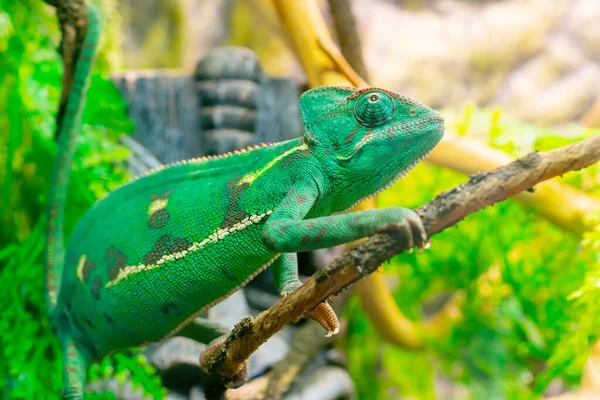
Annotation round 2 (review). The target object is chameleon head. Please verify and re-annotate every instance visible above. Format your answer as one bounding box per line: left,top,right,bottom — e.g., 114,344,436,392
299,86,445,209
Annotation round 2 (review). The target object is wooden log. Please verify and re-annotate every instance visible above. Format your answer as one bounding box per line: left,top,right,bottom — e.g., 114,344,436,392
112,71,202,163
112,48,303,161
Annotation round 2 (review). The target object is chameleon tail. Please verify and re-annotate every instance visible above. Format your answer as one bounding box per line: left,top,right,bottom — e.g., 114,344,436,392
44,3,101,316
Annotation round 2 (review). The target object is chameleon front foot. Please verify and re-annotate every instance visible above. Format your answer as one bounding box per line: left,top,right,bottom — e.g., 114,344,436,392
199,336,249,388
377,209,429,253
305,301,340,337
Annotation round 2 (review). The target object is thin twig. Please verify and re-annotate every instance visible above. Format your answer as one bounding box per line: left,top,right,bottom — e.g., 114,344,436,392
202,135,600,396
327,0,368,80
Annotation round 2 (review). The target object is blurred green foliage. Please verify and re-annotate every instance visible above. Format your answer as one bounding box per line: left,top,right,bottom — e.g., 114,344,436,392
0,1,163,398
345,105,600,400
2,2,600,399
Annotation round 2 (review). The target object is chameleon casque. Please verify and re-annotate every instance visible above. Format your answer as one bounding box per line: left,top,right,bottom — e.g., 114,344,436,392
45,4,444,399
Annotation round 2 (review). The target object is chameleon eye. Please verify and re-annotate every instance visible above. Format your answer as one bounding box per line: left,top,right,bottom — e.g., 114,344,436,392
354,91,396,128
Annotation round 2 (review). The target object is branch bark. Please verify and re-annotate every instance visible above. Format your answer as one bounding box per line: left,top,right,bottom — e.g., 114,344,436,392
223,321,332,400
325,0,440,350
203,135,600,396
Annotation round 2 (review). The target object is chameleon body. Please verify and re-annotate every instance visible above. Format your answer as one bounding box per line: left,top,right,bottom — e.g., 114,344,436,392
45,4,444,399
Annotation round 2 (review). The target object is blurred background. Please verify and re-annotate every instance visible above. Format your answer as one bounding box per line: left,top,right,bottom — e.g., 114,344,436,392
1,0,600,399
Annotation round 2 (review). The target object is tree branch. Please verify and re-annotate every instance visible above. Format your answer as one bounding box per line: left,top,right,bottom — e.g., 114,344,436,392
326,0,440,351
43,0,88,141
326,0,369,81
203,135,600,396
223,321,332,400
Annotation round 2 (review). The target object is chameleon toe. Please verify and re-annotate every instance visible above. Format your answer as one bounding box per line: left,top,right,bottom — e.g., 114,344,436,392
305,302,340,335
199,336,227,372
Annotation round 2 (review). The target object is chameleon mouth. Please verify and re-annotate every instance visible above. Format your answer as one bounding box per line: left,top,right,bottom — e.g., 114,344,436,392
336,132,375,161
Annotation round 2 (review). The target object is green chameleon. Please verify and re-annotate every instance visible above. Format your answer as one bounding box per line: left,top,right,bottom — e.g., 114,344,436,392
44,3,444,399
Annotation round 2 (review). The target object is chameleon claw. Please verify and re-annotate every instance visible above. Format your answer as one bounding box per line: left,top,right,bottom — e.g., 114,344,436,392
424,239,431,250
325,327,340,337
408,247,413,254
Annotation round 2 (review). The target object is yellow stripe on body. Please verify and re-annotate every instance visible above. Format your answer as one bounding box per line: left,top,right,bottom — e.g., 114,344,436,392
237,143,308,186
76,254,87,282
105,211,273,288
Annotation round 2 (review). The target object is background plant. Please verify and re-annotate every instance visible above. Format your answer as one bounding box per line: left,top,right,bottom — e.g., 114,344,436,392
2,1,600,399
0,1,164,398
345,107,600,399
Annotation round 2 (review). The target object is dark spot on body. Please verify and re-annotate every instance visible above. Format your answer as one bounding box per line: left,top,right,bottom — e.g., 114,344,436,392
316,227,327,242
91,277,102,300
345,126,359,144
106,247,128,281
301,234,311,246
72,315,85,333
150,188,174,201
161,302,179,315
351,215,362,226
143,234,171,265
264,236,276,250
295,195,307,204
217,264,237,283
169,237,191,253
385,126,395,139
104,313,115,325
223,178,249,228
81,257,95,283
280,153,299,168
148,209,170,229
332,141,339,150
85,318,96,329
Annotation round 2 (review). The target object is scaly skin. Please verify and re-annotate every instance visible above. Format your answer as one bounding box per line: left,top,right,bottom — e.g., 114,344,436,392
45,4,444,398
